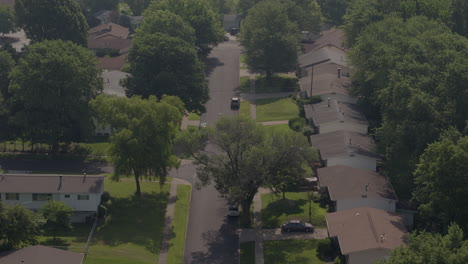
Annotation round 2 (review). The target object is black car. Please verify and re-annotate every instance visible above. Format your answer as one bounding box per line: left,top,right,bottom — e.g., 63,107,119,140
281,220,314,232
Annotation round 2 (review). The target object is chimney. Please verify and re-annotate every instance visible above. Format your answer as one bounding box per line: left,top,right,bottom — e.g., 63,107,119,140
381,233,386,243
365,183,369,191
58,174,63,191
337,68,341,78
327,97,330,107
83,172,87,183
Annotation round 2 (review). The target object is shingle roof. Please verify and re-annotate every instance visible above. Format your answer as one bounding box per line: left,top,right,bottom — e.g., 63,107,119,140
300,63,353,97
303,29,347,54
97,54,127,70
89,23,129,40
310,130,378,159
326,207,407,254
88,38,131,52
299,45,349,68
317,165,397,201
0,174,105,194
0,245,83,264
304,99,367,127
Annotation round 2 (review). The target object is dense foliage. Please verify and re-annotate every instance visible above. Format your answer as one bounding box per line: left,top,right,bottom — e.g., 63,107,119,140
40,201,73,240
0,5,16,35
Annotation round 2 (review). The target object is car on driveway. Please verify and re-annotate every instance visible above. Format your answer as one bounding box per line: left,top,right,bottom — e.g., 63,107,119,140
227,206,240,217
230,97,240,109
281,220,314,232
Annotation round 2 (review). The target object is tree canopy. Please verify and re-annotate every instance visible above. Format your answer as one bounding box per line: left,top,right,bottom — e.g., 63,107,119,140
378,223,468,264
146,0,224,56
8,40,102,151
15,0,89,46
412,134,468,232
124,0,152,16
0,4,16,36
348,16,468,197
1,204,43,249
240,0,301,78
40,201,73,240
123,32,208,113
90,95,184,196
318,0,350,25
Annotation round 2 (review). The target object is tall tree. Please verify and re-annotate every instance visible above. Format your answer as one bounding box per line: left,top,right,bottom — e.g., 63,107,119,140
283,0,322,33
124,0,152,16
40,201,73,240
90,95,184,196
240,0,300,78
0,4,16,36
378,223,468,264
3,204,44,249
8,40,103,152
146,0,224,56
138,9,195,44
412,134,468,232
318,0,350,25
82,0,120,13
123,32,208,113
15,0,89,46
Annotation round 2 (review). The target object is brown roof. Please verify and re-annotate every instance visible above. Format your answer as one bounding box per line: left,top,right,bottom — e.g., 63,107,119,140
97,54,127,70
0,0,14,6
310,130,377,159
317,165,397,201
303,29,347,54
89,23,129,40
326,207,407,254
0,245,83,264
300,63,353,97
0,174,105,194
88,38,131,52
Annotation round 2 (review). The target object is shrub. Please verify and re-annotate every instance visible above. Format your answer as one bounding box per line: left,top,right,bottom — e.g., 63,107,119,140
302,127,314,137
100,191,111,204
317,238,333,258
334,255,345,264
97,204,108,218
288,117,306,131
307,95,322,104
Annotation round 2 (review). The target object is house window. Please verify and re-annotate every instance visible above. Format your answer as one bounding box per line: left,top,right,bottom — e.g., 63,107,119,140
65,194,70,198
6,193,19,200
32,193,52,201
78,194,89,200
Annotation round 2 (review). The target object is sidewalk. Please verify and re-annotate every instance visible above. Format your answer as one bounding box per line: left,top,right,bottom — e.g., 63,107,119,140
157,178,191,264
180,114,200,130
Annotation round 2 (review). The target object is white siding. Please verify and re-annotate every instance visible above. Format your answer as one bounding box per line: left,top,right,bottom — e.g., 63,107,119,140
337,198,396,213
348,248,391,264
327,155,377,171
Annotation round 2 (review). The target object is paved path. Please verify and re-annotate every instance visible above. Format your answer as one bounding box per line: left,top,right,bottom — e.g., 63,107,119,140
181,114,201,130
239,228,329,242
253,192,263,264
261,120,289,126
158,178,192,264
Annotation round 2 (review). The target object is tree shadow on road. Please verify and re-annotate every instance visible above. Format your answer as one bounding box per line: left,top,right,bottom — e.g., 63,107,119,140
205,57,224,76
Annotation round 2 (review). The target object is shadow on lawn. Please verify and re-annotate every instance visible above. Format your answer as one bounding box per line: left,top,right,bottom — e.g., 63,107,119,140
261,198,307,228
39,223,91,250
93,191,169,254
265,240,316,264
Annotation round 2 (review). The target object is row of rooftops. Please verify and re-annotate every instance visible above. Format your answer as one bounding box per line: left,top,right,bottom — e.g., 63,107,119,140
300,30,407,257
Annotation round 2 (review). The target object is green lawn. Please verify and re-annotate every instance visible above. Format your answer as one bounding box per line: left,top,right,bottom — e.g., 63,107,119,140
240,54,247,64
167,185,191,264
255,97,299,122
37,223,92,253
255,75,299,93
240,100,251,119
261,192,327,229
188,112,200,121
84,179,170,264
262,124,293,134
78,142,111,156
264,239,328,264
240,242,255,264
0,140,111,157
240,76,251,93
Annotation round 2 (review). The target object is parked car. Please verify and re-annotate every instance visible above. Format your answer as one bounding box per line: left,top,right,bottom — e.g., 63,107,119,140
230,97,240,109
281,220,314,232
227,206,240,217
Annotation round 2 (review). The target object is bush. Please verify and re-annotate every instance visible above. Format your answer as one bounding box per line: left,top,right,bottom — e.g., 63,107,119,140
317,238,333,259
334,255,345,264
97,204,108,218
288,117,306,131
302,127,314,137
307,96,322,104
100,191,111,204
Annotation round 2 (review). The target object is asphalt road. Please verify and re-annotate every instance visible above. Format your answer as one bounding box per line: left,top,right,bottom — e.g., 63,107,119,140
177,38,242,264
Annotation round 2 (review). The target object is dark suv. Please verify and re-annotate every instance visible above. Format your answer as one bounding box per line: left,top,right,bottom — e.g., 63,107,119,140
281,220,314,232
230,97,240,109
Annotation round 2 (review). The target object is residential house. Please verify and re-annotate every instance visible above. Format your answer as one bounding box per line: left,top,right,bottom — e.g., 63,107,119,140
223,14,242,31
0,245,83,264
326,207,407,264
310,130,380,171
299,62,355,103
317,165,397,212
92,9,114,25
298,45,349,71
0,0,14,7
0,174,105,223
304,98,368,134
303,29,347,54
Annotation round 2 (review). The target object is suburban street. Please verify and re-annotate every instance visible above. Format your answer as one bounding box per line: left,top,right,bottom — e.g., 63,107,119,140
170,37,242,264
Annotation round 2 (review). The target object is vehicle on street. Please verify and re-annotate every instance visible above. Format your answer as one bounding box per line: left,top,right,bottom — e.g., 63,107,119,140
227,206,240,217
230,27,238,36
224,35,230,41
230,97,240,109
281,220,314,232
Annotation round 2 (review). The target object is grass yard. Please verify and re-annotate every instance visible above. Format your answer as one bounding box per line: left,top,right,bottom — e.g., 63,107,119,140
240,242,255,264
240,54,247,64
255,97,299,122
37,223,92,253
240,76,251,93
240,100,251,119
262,124,293,134
188,112,200,121
255,75,299,93
166,185,191,264
261,192,327,229
84,179,170,264
264,239,329,264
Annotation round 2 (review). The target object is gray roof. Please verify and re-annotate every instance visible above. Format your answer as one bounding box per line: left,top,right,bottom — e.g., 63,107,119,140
298,45,349,68
327,208,407,254
310,130,378,159
305,99,367,126
317,165,397,201
0,245,83,264
300,63,353,98
0,174,105,194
